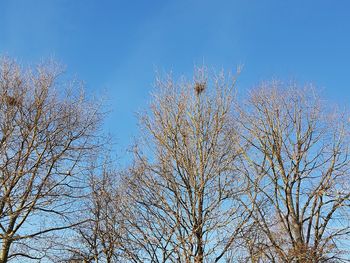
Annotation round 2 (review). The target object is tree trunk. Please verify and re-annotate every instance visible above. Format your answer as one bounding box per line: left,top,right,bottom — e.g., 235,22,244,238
0,239,11,263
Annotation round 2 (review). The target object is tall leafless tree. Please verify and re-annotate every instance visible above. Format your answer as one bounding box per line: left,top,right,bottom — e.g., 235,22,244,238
124,68,251,262
0,58,104,262
61,161,139,263
238,83,350,262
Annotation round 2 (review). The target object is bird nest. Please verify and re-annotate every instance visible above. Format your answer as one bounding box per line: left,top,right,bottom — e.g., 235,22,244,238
194,82,206,95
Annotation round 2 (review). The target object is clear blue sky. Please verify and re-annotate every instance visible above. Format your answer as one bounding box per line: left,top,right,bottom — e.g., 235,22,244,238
1,0,350,156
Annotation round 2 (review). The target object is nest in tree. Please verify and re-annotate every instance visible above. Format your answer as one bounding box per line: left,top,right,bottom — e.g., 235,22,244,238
194,82,206,95
5,95,21,107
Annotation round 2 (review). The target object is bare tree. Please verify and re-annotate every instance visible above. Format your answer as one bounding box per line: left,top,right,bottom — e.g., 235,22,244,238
0,58,104,262
124,68,250,262
62,161,138,263
238,83,350,262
